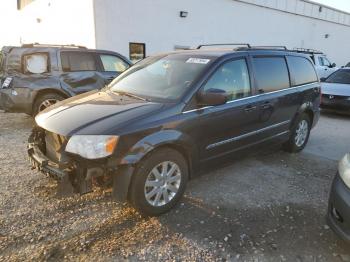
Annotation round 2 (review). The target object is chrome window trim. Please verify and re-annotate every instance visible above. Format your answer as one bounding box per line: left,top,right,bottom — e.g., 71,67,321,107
182,82,318,114
206,120,291,150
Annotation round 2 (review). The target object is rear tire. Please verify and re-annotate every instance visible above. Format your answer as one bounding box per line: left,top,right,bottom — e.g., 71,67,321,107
129,148,188,217
283,113,311,153
33,93,65,116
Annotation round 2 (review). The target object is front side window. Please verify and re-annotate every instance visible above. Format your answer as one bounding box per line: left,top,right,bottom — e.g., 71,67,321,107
100,54,129,73
287,56,318,86
23,53,49,74
61,52,97,72
203,59,251,102
110,54,214,101
326,70,350,84
253,57,290,93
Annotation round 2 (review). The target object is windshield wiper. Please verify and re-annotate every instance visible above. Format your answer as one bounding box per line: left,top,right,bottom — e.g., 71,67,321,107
113,90,148,101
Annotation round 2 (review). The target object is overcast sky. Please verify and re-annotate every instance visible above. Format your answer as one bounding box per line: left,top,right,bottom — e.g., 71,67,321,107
312,0,350,12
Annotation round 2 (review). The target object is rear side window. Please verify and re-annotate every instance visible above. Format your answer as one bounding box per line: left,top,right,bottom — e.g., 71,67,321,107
61,52,97,72
99,54,129,73
252,57,290,93
23,53,49,74
287,56,318,86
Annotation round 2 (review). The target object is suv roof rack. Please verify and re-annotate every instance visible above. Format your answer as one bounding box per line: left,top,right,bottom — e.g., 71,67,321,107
251,46,287,50
197,43,251,49
293,48,323,54
21,43,87,49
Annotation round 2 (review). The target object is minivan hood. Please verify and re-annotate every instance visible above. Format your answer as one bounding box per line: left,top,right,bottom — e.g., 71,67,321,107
36,90,164,136
321,82,350,96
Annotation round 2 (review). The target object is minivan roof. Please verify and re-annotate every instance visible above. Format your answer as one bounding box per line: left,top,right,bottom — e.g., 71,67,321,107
166,47,313,59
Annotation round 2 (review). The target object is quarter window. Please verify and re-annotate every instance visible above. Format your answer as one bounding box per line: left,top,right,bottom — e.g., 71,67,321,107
203,59,251,102
23,53,49,74
61,52,97,72
252,57,290,93
287,56,318,86
100,54,129,73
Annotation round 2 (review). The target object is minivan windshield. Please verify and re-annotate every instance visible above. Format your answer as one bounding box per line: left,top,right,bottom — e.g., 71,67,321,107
326,69,350,85
109,54,214,101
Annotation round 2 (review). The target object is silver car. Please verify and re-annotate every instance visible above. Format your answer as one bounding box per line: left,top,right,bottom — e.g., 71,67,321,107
321,68,350,114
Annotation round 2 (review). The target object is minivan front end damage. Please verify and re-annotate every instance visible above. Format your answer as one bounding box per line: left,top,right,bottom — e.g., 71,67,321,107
27,127,134,201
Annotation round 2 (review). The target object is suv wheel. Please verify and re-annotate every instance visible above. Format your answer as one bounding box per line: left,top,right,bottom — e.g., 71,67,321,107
33,93,65,116
129,148,188,216
283,113,311,153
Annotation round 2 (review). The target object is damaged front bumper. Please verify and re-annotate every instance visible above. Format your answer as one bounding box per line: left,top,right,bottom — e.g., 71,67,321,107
27,127,134,201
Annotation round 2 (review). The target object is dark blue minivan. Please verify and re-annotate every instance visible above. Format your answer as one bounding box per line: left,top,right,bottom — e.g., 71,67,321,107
28,45,321,216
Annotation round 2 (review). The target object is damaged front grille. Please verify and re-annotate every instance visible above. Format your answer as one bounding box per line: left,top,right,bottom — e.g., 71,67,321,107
45,131,67,163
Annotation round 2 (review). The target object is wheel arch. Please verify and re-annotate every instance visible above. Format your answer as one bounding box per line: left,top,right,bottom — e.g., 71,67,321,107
31,88,70,114
291,103,315,129
112,130,198,202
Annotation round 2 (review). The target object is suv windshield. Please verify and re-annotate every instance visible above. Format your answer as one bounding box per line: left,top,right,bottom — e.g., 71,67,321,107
109,54,214,101
326,69,350,85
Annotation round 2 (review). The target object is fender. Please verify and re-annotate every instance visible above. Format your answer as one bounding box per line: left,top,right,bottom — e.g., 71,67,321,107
119,129,199,172
111,129,199,202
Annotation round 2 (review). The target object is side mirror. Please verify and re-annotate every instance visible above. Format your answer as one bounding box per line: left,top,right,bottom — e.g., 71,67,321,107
330,63,336,68
197,88,227,106
320,77,326,82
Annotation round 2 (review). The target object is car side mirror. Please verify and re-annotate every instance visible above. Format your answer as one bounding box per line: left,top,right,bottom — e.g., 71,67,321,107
197,88,227,106
330,63,336,68
320,77,326,82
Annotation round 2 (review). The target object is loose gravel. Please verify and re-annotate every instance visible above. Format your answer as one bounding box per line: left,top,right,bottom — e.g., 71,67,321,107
0,111,349,261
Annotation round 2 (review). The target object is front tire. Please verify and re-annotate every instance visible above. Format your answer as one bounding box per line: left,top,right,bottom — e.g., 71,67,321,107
129,148,188,217
283,113,311,153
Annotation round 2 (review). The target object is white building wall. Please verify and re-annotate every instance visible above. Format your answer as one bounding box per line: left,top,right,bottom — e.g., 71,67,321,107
1,0,96,48
94,0,350,66
0,1,22,47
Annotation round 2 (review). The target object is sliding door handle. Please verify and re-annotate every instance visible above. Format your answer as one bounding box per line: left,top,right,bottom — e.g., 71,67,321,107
245,105,257,112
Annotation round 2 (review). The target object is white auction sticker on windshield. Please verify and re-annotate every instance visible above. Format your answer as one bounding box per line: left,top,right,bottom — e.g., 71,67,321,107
186,58,210,64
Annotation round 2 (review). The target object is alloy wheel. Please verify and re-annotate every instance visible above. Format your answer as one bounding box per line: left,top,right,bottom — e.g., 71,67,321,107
38,99,59,112
295,120,309,147
144,161,181,207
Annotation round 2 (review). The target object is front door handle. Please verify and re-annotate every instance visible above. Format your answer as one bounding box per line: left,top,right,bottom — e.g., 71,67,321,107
245,105,257,113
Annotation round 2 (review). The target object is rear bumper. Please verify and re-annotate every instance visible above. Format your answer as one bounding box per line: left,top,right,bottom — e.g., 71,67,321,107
312,108,320,129
327,173,350,242
0,88,34,114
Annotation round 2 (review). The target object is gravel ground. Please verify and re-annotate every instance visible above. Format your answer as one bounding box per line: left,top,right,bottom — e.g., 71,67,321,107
0,111,350,261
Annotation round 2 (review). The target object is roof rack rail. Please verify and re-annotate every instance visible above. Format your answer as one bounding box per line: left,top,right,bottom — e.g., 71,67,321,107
293,48,323,54
197,43,251,49
21,43,87,49
251,46,287,50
